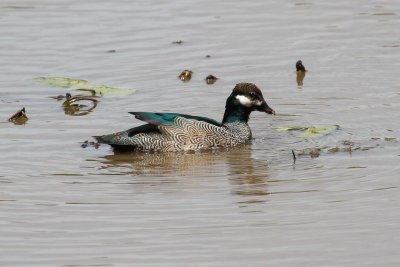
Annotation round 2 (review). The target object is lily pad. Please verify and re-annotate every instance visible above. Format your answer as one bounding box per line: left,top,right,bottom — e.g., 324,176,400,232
88,85,135,96
276,125,338,138
35,76,136,96
299,126,336,138
275,126,308,132
35,77,89,88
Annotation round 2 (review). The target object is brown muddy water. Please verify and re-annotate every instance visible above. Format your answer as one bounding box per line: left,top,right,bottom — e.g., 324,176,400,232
1,0,400,266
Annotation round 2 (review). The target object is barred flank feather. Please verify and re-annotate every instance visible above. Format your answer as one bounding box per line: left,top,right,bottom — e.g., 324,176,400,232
120,117,252,152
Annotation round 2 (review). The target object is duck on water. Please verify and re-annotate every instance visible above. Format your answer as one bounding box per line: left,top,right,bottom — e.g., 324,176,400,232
94,83,275,152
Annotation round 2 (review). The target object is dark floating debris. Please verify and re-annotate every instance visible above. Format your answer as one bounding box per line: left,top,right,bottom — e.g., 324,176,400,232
62,96,98,116
296,60,307,86
81,140,100,149
297,148,321,158
172,40,184,45
342,140,354,146
309,148,321,158
205,74,218,85
49,89,98,101
49,94,66,101
205,54,211,58
49,93,72,101
8,107,28,125
294,136,396,158
35,76,89,88
178,69,193,82
106,49,116,53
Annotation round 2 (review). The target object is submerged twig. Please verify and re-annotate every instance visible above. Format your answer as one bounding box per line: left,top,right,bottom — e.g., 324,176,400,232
292,149,297,163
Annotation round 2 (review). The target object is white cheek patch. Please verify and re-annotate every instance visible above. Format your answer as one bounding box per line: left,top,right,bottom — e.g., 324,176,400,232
235,95,252,107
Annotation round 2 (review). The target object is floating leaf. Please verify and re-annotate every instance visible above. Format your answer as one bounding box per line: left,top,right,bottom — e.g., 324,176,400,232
299,126,335,138
276,125,338,138
35,76,136,96
49,93,72,101
88,85,135,96
275,126,308,132
35,77,89,88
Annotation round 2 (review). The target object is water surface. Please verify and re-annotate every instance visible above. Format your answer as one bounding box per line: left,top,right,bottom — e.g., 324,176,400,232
1,0,400,266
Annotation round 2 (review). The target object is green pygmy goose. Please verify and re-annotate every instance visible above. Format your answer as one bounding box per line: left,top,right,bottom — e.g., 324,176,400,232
94,83,275,152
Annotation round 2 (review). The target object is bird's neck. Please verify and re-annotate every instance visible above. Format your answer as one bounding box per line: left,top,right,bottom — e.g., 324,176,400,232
222,96,251,125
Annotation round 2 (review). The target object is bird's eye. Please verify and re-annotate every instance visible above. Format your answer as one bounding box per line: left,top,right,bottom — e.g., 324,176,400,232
249,92,256,99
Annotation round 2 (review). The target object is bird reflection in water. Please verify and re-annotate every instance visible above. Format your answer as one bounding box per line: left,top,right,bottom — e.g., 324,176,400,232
225,147,269,207
98,145,269,205
99,148,227,176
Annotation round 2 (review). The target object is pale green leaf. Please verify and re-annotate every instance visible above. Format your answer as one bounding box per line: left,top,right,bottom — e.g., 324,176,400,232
275,126,308,132
35,76,136,96
89,84,136,96
276,125,338,138
34,77,89,88
298,126,335,138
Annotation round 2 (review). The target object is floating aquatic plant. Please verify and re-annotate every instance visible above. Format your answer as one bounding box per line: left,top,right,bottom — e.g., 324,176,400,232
75,88,97,96
87,84,134,96
276,125,338,138
35,76,136,96
275,126,308,132
35,77,89,88
296,148,321,158
62,96,98,116
298,126,336,138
